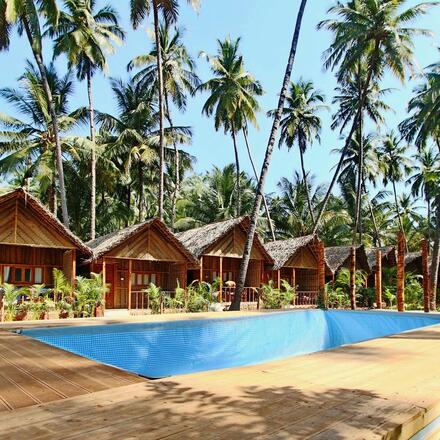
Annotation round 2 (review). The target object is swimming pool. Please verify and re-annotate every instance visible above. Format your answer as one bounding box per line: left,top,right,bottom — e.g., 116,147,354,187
22,310,440,379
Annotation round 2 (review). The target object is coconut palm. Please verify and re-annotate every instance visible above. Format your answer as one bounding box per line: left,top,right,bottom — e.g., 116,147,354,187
0,62,85,211
0,0,71,226
97,78,191,223
378,131,412,242
130,0,200,221
408,147,440,241
232,0,309,310
128,24,200,228
268,79,326,225
198,36,263,217
312,0,436,235
49,0,125,240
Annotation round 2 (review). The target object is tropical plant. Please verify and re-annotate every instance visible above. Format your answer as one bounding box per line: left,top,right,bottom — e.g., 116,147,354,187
0,0,70,226
74,273,106,317
144,283,162,314
232,0,309,310
260,280,294,309
52,268,72,301
1,283,19,321
269,79,326,224
312,0,436,235
130,0,200,220
50,0,125,239
198,36,263,217
128,24,199,227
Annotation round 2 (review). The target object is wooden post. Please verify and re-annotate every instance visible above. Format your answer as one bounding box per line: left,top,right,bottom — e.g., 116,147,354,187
128,259,132,311
102,258,106,311
199,256,203,282
375,249,382,309
277,269,281,289
397,232,405,312
422,239,430,313
349,246,356,310
318,241,326,307
71,249,76,296
292,267,296,306
219,256,223,303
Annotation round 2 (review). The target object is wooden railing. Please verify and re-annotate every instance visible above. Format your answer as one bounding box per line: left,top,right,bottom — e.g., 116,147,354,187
221,287,259,303
295,291,318,307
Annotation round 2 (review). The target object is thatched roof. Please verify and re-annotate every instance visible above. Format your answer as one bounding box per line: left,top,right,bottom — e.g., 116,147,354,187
87,218,196,263
366,246,397,270
265,235,316,270
325,245,370,274
177,216,273,262
0,188,91,257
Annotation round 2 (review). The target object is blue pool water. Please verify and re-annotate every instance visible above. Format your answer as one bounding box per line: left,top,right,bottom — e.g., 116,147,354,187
22,310,440,379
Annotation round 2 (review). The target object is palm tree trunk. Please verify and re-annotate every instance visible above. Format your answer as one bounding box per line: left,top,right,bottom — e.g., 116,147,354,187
153,1,165,221
230,123,241,217
243,127,276,241
87,65,97,240
138,162,144,222
22,18,69,228
354,124,364,245
392,180,405,241
298,134,315,225
164,94,180,229
363,180,381,247
430,196,440,311
231,0,308,311
312,48,379,235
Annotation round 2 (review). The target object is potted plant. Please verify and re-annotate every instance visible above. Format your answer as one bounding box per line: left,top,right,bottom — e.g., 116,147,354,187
56,299,73,319
74,273,107,318
14,302,29,321
1,283,19,321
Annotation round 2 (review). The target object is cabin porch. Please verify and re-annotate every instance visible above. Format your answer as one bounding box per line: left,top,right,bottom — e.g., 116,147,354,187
187,255,263,303
91,258,187,309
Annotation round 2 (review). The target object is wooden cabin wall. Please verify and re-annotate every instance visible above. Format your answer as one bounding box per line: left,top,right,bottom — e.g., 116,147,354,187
0,244,65,286
296,269,318,292
167,263,187,291
245,260,261,287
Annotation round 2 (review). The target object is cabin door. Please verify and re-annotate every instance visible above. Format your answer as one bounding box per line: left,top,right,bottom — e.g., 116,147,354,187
115,269,129,308
105,264,116,309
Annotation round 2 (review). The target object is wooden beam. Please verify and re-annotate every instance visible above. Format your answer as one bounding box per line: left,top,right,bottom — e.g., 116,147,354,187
128,259,132,310
199,256,203,282
375,249,382,309
277,270,281,289
102,257,107,311
349,246,356,310
422,239,430,313
318,241,326,306
71,249,76,296
292,268,296,305
14,199,18,243
397,232,405,312
219,256,223,303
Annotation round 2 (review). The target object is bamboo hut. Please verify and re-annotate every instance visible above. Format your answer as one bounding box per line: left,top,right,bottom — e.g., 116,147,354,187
177,217,273,302
0,188,91,289
264,235,327,306
325,245,370,282
87,219,196,309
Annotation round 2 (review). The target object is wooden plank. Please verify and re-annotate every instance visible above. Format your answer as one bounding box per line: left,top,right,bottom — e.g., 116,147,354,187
397,232,405,312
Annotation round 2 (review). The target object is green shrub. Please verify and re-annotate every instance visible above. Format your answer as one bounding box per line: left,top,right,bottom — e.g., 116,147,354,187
74,273,107,317
186,281,211,313
357,287,376,308
1,283,19,321
404,272,423,310
261,280,294,309
327,284,350,309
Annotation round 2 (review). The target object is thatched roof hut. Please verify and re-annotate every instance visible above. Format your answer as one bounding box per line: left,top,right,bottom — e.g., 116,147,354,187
366,246,397,271
177,217,273,262
325,245,370,275
87,218,196,264
265,235,319,270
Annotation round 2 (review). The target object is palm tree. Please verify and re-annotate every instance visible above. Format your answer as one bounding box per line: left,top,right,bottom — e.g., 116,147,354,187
408,147,440,242
0,62,84,212
198,37,263,217
312,0,436,235
0,0,71,226
332,67,392,243
378,132,412,242
130,0,200,220
128,24,200,228
97,78,191,223
232,0,309,311
50,0,124,240
268,79,326,225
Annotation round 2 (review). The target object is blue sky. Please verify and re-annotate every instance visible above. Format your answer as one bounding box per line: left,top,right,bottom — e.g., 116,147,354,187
1,0,439,196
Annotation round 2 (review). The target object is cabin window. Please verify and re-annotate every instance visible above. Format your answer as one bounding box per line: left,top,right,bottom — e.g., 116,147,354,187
143,274,149,285
137,274,143,285
212,271,217,281
34,268,43,284
1,266,45,285
3,266,11,283
131,272,157,287
131,273,135,286
150,274,156,285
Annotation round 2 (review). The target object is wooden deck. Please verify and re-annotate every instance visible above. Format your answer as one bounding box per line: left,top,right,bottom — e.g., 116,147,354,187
1,315,440,439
